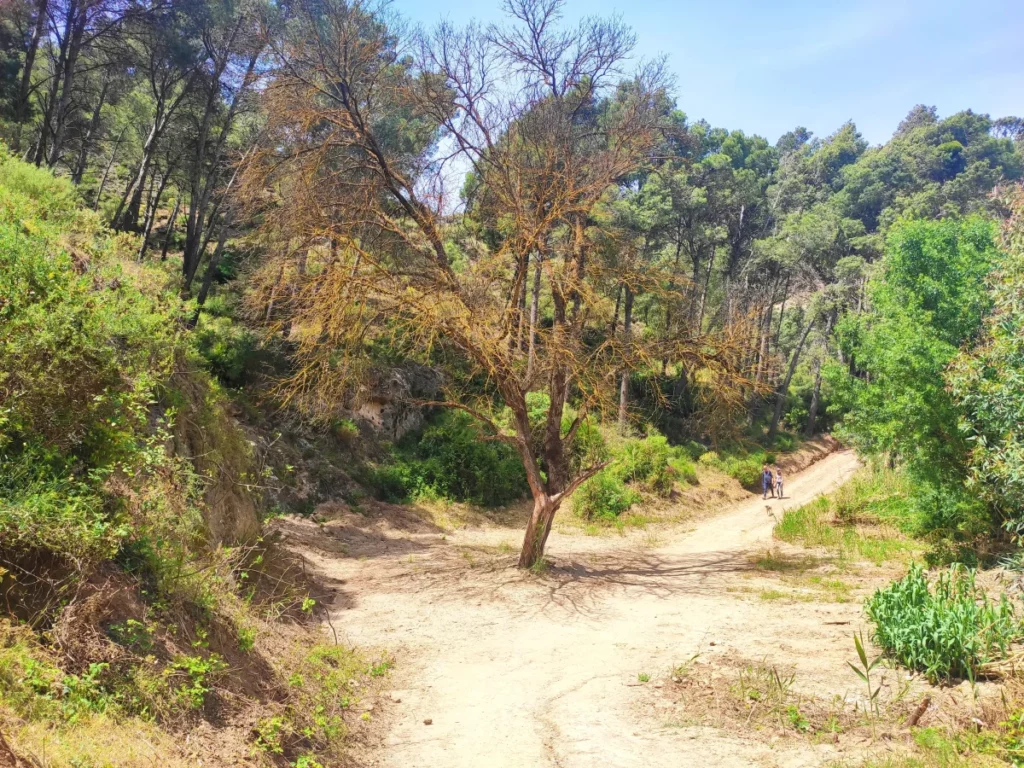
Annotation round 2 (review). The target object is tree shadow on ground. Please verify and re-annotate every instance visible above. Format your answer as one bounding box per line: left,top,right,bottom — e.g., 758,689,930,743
343,543,765,622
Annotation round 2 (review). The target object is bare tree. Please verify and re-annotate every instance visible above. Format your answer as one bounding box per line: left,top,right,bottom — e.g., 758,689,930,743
242,0,747,567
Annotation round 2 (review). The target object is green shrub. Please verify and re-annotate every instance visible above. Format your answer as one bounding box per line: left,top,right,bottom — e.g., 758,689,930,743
371,411,527,506
669,455,698,485
0,444,123,560
367,462,415,503
567,418,609,475
169,653,228,709
283,644,367,758
331,418,359,444
698,451,721,467
193,313,257,387
0,149,197,572
619,435,676,495
724,457,763,488
681,440,706,460
866,563,1022,682
571,469,641,520
773,433,797,452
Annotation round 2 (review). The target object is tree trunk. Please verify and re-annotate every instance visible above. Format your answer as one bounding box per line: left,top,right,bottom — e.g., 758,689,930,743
697,245,714,330
515,258,528,352
113,119,160,229
618,284,634,432
610,282,622,336
46,0,88,169
12,0,49,153
194,225,229,309
31,0,75,165
805,357,824,437
526,255,541,383
93,124,127,210
768,317,815,441
182,47,259,288
160,196,181,261
774,276,790,350
72,78,109,184
518,495,557,568
137,169,171,261
754,305,770,385
804,313,834,437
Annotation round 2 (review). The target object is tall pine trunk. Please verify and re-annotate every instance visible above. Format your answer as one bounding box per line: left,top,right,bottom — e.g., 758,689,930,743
113,119,160,229
194,226,229,309
93,125,127,210
138,169,171,261
12,0,49,153
618,285,634,432
72,78,109,184
160,197,181,261
804,313,834,437
768,317,815,441
31,0,75,165
46,0,87,168
805,358,824,437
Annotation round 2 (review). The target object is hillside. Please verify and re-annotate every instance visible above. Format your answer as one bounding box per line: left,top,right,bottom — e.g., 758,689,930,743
2,0,1024,765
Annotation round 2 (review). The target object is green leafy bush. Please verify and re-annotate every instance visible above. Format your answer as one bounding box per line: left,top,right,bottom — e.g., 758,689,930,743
669,455,698,485
370,411,527,506
698,451,720,467
0,148,199,572
772,433,797,452
571,469,641,520
619,435,676,495
681,441,706,460
169,653,228,709
366,463,415,503
193,313,257,387
866,563,1022,682
723,457,763,488
0,445,123,560
567,418,609,475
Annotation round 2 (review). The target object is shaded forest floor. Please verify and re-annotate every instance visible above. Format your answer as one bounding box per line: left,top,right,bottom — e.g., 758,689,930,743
274,447,1006,767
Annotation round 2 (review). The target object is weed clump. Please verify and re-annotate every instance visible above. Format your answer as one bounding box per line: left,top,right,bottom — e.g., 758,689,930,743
572,470,641,520
773,468,921,565
866,563,1022,682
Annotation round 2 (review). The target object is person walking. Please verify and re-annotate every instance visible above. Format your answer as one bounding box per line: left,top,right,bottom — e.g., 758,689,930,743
762,463,774,500
775,467,784,499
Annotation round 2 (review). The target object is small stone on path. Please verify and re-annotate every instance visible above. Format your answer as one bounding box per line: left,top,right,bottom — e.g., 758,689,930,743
423,718,432,725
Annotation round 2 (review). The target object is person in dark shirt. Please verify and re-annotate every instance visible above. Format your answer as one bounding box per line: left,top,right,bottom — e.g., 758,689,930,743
762,463,775,499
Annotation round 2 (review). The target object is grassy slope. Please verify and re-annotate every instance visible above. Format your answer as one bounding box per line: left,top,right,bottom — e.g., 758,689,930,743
0,150,382,766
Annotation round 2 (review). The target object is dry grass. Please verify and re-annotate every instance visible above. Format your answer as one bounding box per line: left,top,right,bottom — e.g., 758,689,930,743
4,712,193,768
647,655,870,739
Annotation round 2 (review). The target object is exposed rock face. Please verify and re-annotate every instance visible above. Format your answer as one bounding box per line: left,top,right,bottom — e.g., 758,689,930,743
355,363,444,441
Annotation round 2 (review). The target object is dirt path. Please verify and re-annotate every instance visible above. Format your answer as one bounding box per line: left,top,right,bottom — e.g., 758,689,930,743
293,450,870,767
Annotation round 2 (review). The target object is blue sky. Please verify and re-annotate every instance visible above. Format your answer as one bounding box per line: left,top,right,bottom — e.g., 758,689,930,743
392,0,1024,146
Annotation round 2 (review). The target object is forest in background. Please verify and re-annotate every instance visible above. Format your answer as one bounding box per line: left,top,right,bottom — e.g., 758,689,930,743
3,0,1024,763
3,0,1024,562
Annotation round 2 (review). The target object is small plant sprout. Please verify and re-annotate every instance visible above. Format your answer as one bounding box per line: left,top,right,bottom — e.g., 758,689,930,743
848,631,883,721
671,654,700,682
301,597,317,614
786,705,810,733
637,672,650,683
